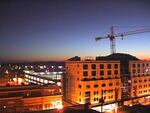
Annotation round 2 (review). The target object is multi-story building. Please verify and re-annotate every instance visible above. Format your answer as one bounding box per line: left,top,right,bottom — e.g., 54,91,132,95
128,60,150,104
0,85,62,113
63,54,150,112
24,70,62,86
64,58,122,106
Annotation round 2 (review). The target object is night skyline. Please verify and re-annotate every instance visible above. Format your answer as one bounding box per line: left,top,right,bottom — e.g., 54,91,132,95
0,0,150,62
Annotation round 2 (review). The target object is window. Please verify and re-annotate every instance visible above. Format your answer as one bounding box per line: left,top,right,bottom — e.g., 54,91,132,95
94,84,98,88
107,71,111,75
83,64,88,69
79,98,81,102
94,91,98,95
83,71,88,76
116,82,119,85
144,79,147,82
85,91,90,96
107,64,111,69
102,84,106,87
100,71,104,76
114,70,118,75
78,85,82,88
134,80,137,83
138,64,140,68
139,80,142,82
109,83,113,86
133,64,136,68
100,64,104,69
114,64,118,68
91,64,96,69
79,92,81,95
92,71,96,76
94,98,99,101
86,85,90,88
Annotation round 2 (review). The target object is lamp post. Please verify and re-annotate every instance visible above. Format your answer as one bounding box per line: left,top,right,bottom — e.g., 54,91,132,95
99,90,104,113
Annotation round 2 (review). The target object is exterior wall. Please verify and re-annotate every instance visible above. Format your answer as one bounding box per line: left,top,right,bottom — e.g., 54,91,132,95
129,61,150,98
64,61,122,105
0,85,62,113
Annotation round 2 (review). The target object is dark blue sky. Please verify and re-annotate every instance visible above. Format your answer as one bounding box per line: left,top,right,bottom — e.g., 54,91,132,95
0,0,150,62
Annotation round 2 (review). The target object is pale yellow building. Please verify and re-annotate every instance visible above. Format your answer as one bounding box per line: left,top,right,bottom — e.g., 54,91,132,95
64,60,122,105
129,60,150,104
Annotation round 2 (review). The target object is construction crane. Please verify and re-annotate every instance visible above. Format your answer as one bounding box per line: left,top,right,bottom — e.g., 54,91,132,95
95,26,150,54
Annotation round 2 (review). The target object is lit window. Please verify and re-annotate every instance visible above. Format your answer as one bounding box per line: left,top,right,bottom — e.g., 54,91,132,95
40,79,43,82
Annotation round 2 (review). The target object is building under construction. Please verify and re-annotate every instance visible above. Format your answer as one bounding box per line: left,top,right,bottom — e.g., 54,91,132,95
63,53,150,112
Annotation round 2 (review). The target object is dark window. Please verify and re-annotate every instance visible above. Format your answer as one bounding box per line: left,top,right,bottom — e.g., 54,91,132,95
83,64,88,69
86,85,90,88
133,70,136,74
94,84,98,88
109,83,113,86
91,64,96,69
100,71,104,76
114,64,118,68
107,71,111,75
147,63,149,66
78,85,82,88
100,77,104,80
116,82,119,85
100,64,104,69
138,64,140,68
77,64,79,67
85,91,90,96
133,64,136,68
144,79,147,82
138,69,140,73
102,84,106,87
92,71,96,76
83,71,88,76
79,98,81,102
143,64,145,67
114,70,118,75
83,78,88,81
107,64,111,69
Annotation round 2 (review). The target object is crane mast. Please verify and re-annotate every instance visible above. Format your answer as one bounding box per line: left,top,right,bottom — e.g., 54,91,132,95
95,26,150,54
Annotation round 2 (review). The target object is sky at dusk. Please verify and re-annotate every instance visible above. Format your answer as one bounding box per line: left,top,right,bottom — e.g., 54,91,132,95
0,0,150,62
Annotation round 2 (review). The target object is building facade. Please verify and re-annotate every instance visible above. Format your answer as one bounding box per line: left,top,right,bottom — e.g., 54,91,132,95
0,85,62,113
24,70,62,86
128,60,150,105
64,60,122,105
